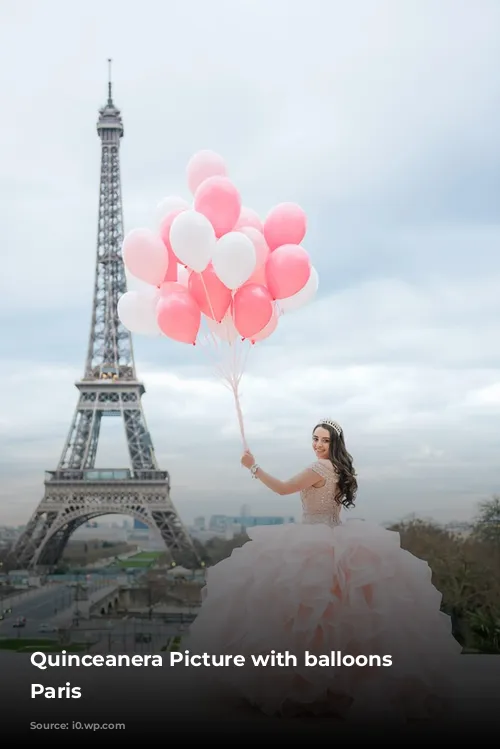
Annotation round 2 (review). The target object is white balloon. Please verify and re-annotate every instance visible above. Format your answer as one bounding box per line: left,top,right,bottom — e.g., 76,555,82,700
212,232,256,290
117,288,162,337
169,210,215,273
206,313,238,343
156,196,190,226
278,266,319,314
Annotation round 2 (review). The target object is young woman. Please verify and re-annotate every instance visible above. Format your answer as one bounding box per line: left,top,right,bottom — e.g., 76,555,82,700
188,420,461,722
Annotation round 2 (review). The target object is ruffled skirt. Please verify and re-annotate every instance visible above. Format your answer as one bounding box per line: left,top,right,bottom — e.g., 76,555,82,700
188,519,462,722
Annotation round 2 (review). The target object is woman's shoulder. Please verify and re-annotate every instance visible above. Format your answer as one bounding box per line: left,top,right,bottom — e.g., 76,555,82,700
309,458,338,476
312,458,334,467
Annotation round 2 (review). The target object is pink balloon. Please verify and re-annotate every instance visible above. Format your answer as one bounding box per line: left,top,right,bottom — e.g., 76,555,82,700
194,176,241,238
234,206,264,233
177,264,192,287
263,202,307,252
160,208,189,281
187,150,228,195
159,281,189,296
239,227,269,269
122,228,168,286
251,305,279,344
163,256,178,282
157,289,201,345
266,244,311,300
245,265,267,286
232,283,273,340
160,208,186,260
188,264,232,322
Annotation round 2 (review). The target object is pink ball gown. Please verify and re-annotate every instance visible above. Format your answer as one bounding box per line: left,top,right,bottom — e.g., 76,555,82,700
188,458,462,721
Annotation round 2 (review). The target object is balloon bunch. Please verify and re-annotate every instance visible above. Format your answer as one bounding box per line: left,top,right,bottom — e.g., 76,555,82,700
118,150,319,446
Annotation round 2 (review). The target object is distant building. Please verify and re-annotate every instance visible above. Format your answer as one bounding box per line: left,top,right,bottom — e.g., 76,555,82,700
209,514,295,535
208,515,229,533
133,519,148,530
237,515,295,529
193,517,206,531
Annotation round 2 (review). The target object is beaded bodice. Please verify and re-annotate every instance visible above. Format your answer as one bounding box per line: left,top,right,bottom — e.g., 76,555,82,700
301,459,341,528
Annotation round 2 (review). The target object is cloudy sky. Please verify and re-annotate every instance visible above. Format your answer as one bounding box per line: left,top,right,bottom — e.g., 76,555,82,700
0,0,499,530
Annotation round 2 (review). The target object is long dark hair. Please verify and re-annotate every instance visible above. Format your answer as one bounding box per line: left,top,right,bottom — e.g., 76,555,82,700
314,421,357,509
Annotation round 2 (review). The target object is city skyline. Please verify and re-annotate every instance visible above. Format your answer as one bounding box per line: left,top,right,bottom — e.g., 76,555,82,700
0,1,499,531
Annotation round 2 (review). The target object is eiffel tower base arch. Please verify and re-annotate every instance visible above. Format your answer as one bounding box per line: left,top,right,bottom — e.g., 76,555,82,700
10,471,200,571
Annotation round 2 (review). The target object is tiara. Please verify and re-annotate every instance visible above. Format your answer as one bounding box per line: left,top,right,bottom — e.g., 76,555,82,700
319,419,342,436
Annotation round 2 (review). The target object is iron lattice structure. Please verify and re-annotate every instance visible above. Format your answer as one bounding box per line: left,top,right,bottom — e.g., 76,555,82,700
10,68,199,570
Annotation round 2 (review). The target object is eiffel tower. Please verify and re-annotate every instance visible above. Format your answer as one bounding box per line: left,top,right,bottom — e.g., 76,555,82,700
10,63,198,571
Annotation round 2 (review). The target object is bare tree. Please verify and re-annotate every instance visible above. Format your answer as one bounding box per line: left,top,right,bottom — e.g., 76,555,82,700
472,496,500,547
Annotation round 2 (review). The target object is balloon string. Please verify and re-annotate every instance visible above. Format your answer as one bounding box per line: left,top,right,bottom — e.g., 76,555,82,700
229,376,249,452
198,272,249,451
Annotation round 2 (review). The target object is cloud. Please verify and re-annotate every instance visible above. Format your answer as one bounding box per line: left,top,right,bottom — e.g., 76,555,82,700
0,0,499,529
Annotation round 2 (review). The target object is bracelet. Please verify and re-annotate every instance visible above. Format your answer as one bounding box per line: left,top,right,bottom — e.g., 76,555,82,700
250,463,259,478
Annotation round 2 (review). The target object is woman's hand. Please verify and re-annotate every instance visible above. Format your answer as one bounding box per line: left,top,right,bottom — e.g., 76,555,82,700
241,450,256,469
